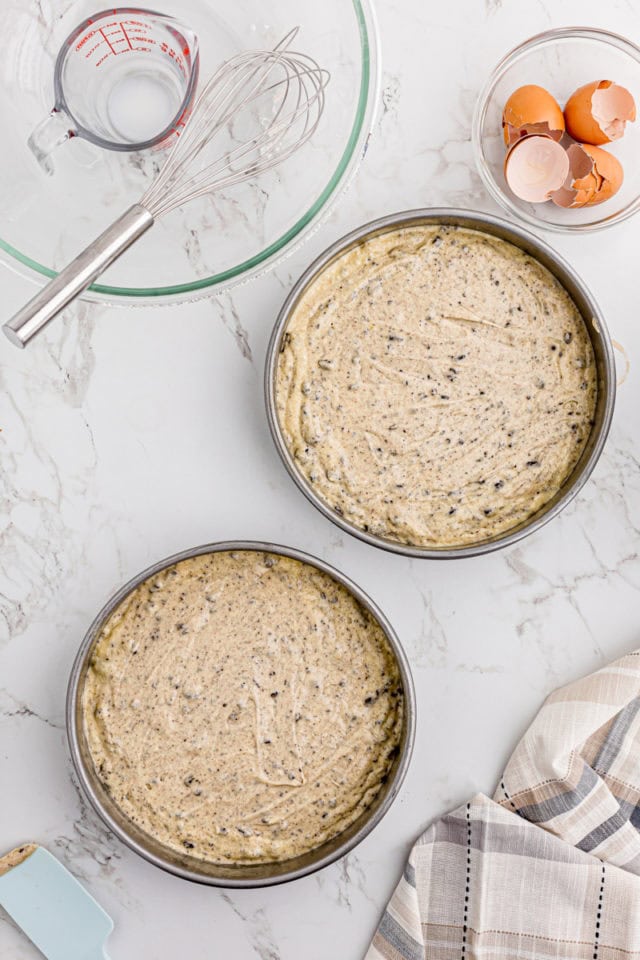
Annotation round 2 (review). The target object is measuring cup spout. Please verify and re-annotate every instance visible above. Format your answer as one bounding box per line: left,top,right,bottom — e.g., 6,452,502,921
28,109,75,176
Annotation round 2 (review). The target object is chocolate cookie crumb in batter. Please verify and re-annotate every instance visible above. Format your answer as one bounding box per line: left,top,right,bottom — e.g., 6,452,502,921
276,224,597,547
83,550,404,865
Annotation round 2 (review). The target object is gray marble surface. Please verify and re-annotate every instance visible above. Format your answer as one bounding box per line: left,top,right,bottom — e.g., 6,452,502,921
2,1,640,957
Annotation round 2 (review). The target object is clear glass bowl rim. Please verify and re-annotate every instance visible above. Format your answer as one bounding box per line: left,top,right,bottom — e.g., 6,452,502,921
0,0,380,303
472,25,640,234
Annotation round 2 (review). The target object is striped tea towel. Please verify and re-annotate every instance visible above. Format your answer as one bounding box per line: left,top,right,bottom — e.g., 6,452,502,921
367,648,640,959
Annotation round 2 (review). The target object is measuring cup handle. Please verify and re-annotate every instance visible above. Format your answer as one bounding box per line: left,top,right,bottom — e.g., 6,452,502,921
27,109,75,175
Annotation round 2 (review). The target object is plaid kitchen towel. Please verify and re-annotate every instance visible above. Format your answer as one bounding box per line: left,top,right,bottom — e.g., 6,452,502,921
367,649,640,959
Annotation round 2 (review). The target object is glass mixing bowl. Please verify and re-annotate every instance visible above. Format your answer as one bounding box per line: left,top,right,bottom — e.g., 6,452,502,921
0,1,379,303
473,28,640,233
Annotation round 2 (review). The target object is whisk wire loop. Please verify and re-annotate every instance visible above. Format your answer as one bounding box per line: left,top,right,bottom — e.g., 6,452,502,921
3,29,329,347
142,30,329,219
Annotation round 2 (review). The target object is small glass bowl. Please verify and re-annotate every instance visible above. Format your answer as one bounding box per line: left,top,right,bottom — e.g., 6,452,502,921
472,27,640,233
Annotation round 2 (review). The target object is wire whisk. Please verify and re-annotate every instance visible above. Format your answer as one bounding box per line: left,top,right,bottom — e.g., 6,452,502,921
4,29,329,348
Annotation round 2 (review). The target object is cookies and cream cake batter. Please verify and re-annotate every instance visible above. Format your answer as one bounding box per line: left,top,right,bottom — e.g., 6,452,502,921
83,550,404,865
275,224,597,547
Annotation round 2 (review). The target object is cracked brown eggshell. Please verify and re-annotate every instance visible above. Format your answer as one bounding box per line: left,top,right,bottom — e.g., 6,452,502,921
564,80,636,145
504,134,570,202
502,84,565,146
551,142,624,208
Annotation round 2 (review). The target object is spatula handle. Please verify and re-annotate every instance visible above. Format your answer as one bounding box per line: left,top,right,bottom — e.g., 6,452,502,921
2,203,154,349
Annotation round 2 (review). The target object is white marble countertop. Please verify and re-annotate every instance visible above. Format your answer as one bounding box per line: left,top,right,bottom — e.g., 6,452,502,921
2,1,640,957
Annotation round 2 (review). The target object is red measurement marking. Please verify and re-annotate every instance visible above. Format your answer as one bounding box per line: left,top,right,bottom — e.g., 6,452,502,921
120,22,134,50
99,27,116,55
183,46,189,56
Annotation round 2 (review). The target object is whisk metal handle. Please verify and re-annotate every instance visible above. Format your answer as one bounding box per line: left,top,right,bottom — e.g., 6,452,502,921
3,204,154,348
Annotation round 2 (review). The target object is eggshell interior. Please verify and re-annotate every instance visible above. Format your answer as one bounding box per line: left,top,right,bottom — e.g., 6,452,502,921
504,135,570,202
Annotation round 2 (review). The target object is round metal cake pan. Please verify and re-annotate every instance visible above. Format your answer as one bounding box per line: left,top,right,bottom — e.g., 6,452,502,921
67,540,416,887
265,208,616,559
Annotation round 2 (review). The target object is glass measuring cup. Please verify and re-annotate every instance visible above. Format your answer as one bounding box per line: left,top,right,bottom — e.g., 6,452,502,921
28,7,199,174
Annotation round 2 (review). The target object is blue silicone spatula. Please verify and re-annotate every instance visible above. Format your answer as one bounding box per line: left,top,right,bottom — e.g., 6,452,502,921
0,843,113,959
